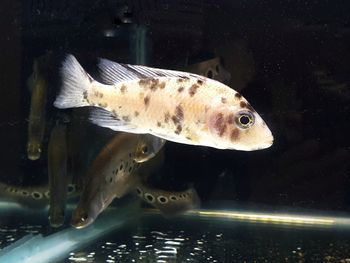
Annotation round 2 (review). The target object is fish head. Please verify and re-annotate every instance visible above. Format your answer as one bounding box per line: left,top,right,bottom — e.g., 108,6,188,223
71,194,106,229
134,135,166,163
48,206,65,228
207,97,273,151
27,141,42,160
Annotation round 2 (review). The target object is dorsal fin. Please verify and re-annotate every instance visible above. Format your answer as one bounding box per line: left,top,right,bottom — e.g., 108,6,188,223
97,58,206,85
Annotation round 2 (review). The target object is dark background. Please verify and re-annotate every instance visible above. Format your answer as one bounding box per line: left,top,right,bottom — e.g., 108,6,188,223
0,0,349,212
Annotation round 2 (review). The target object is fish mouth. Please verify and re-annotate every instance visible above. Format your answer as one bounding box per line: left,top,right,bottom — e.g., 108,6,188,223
257,141,273,150
230,137,274,151
255,135,274,150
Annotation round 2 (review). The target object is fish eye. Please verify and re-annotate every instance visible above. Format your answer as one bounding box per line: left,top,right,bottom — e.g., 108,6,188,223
141,145,148,154
235,111,255,129
80,213,88,222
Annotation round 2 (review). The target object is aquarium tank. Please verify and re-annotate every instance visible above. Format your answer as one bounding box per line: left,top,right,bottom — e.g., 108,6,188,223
0,0,349,262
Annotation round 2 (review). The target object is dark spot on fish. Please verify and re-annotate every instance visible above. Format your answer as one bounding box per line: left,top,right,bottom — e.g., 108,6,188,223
189,84,200,97
164,112,170,123
157,121,162,127
227,113,235,124
159,82,166,89
221,97,227,104
213,113,227,137
178,86,185,93
94,92,103,98
128,166,132,172
83,91,88,100
235,93,242,99
186,136,192,140
98,102,108,108
139,79,149,86
150,79,159,91
122,115,130,122
120,85,127,93
118,105,122,109
197,79,204,85
158,196,167,203
174,124,182,134
240,101,247,108
136,188,142,196
119,163,123,170
139,78,160,91
230,128,240,141
175,105,184,123
145,193,155,202
177,78,184,83
171,116,177,125
112,109,118,118
109,176,113,183
22,191,29,196
144,96,150,107
67,185,75,193
32,192,42,199
134,111,140,117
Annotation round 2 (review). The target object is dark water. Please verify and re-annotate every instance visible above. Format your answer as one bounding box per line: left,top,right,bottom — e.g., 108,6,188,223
2,211,350,263
0,0,350,262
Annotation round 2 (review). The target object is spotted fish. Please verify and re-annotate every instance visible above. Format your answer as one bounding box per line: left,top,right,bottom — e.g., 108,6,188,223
135,182,200,218
27,59,48,160
47,118,69,227
0,181,78,209
54,55,273,151
71,132,199,229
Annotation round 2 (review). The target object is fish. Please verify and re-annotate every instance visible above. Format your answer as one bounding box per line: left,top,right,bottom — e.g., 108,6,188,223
184,57,231,84
27,59,48,160
0,181,79,209
54,55,273,151
71,132,165,228
47,118,69,227
134,182,200,218
71,132,199,229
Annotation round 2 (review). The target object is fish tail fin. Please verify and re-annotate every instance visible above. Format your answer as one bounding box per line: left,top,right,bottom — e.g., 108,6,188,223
54,54,91,109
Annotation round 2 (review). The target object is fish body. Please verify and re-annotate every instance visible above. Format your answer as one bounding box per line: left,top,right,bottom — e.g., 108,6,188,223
184,57,231,84
27,60,48,160
71,132,199,229
54,55,273,151
71,133,166,228
0,181,78,209
48,119,68,227
135,182,200,217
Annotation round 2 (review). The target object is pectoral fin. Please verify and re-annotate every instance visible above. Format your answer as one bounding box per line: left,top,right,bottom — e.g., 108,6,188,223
89,107,138,133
